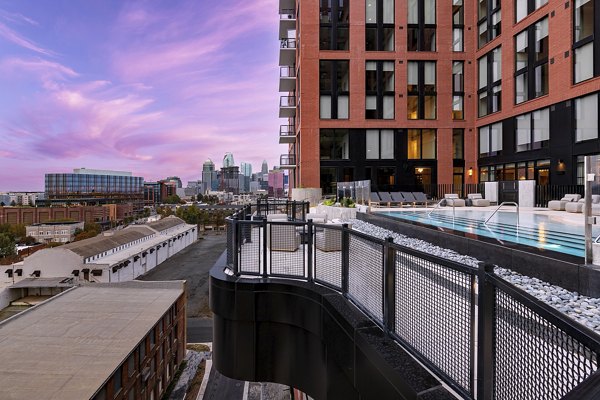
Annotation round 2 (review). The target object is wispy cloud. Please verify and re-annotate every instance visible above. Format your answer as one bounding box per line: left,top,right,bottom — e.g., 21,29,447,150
0,21,54,56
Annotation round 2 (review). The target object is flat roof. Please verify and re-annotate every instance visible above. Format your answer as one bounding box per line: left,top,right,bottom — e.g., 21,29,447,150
0,281,185,400
10,277,75,289
62,226,155,258
147,215,185,232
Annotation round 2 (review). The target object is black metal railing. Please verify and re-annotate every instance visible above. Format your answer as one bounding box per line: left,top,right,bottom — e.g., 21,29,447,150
225,208,600,400
279,95,296,107
279,9,296,19
280,154,296,166
280,66,296,78
279,124,295,136
280,38,297,49
535,185,586,208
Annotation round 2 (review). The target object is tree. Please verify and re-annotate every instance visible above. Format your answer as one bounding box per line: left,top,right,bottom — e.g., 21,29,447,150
23,236,36,246
164,194,182,204
0,202,4,207
10,200,16,207
0,233,16,258
190,195,196,202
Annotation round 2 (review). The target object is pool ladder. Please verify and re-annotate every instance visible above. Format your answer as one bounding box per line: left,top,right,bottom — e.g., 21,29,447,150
484,202,519,226
427,198,458,221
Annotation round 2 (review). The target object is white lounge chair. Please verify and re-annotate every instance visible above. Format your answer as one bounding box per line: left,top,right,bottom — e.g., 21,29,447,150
444,194,465,207
548,194,581,211
467,193,490,207
316,222,352,252
568,195,600,213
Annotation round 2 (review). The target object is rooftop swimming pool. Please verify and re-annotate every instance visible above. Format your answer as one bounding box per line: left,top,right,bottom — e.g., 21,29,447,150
381,209,600,258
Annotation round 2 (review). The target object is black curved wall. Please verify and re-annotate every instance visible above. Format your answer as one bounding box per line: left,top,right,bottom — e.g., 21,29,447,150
210,256,454,400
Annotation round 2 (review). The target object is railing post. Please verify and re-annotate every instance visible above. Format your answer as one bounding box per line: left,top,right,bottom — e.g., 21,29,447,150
307,220,313,282
341,224,350,296
262,218,268,278
292,200,297,221
383,237,396,337
232,216,239,275
477,262,495,400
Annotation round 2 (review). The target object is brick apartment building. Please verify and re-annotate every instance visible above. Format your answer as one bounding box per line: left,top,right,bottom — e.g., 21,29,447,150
279,0,600,195
0,204,134,226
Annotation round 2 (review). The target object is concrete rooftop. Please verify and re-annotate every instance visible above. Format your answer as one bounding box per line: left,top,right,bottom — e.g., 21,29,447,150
0,280,185,400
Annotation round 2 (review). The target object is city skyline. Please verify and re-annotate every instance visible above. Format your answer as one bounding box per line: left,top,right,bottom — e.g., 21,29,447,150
0,0,281,191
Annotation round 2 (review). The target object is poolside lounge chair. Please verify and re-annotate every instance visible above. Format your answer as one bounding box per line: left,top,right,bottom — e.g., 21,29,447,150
444,194,466,207
566,195,600,213
412,192,437,207
467,193,490,207
390,192,406,206
369,192,381,207
400,192,417,207
548,194,581,211
378,192,395,207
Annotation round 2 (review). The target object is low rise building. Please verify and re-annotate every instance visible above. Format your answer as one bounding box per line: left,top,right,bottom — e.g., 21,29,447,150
26,221,84,243
0,280,186,400
0,204,134,226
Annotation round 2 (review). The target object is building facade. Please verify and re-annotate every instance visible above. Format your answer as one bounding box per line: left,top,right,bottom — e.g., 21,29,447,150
45,168,144,209
0,204,134,226
26,221,84,243
279,0,600,195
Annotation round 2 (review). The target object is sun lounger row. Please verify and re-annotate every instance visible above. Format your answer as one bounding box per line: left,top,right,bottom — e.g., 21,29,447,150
560,194,600,214
370,191,437,207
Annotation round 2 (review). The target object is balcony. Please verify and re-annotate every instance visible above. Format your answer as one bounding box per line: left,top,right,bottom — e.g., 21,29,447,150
279,9,296,38
210,203,600,400
279,95,296,118
279,66,296,92
279,124,295,144
279,38,296,66
279,154,296,168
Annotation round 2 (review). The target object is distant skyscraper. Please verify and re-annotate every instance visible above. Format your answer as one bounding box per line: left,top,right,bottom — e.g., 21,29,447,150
240,162,252,177
261,160,268,175
202,159,218,192
165,176,182,188
223,153,235,168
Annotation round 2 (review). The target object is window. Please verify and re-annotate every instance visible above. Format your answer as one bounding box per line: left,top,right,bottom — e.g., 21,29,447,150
150,328,156,348
452,61,464,119
479,122,503,156
366,130,395,159
514,18,548,104
113,367,123,396
376,167,396,188
320,129,349,159
366,61,394,119
128,354,135,377
573,0,596,83
453,0,464,51
478,47,502,116
320,0,349,50
366,0,394,51
320,60,349,119
516,0,548,22
408,129,436,159
408,0,436,51
575,94,599,142
478,0,501,48
453,129,464,159
515,108,550,151
407,61,436,119
321,167,337,195
139,342,146,364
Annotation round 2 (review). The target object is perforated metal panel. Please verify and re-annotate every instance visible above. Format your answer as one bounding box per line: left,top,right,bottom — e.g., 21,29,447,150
494,289,600,400
238,221,261,275
314,225,343,290
348,233,383,323
394,251,474,395
269,222,306,278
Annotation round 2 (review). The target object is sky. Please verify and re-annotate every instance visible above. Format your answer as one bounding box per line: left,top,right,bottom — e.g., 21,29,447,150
0,0,282,190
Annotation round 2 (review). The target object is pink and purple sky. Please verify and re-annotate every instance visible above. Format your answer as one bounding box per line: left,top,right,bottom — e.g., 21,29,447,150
0,0,282,191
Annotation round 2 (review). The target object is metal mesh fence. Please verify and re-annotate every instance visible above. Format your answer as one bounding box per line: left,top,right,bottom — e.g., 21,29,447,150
394,250,474,395
269,222,306,278
238,221,261,275
313,224,343,290
494,288,600,400
226,219,234,266
348,232,383,323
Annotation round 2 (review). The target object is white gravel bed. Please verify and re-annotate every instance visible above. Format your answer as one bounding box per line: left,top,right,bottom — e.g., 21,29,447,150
349,218,600,334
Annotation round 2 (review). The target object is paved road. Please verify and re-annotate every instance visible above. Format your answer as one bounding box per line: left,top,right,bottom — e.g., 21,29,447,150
137,233,227,342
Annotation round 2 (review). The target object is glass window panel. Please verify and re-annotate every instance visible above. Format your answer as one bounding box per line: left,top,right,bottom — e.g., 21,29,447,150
407,95,419,119
452,95,464,119
408,130,421,159
407,62,419,90
515,31,528,70
407,27,419,51
381,130,394,159
533,108,549,143
516,0,527,22
535,18,548,61
366,130,379,159
424,95,436,119
337,95,349,119
366,27,377,50
453,28,463,51
575,0,594,41
575,43,594,83
320,95,332,119
338,0,349,22
383,0,394,23
479,0,488,20
383,61,394,91
336,27,349,50
424,0,436,24
383,95,395,119
479,22,488,48
366,0,377,23
492,48,502,82
337,61,349,91
575,94,599,142
490,122,503,152
423,28,436,51
453,0,464,24
422,130,436,158
515,73,528,104
516,114,530,151
453,61,464,92
492,84,501,113
492,10,501,38
479,57,487,89
534,64,548,97
383,28,395,51
424,62,436,89
408,0,419,24
452,129,464,159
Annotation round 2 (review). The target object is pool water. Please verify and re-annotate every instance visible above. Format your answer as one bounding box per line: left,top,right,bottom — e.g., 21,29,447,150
381,209,600,258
